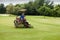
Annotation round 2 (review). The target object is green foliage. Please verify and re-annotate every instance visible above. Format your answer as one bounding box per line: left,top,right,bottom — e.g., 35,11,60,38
6,4,15,14
6,4,21,15
24,1,37,15
0,4,6,13
0,0,60,17
38,6,53,16
14,6,20,15
45,0,54,9
34,0,44,9
53,5,60,17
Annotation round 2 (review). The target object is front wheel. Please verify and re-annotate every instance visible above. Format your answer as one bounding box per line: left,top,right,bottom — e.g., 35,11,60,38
14,20,19,28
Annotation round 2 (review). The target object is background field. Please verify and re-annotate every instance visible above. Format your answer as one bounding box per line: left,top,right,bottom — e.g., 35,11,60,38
0,16,60,40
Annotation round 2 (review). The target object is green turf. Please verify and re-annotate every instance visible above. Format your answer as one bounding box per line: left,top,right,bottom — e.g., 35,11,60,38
0,16,60,40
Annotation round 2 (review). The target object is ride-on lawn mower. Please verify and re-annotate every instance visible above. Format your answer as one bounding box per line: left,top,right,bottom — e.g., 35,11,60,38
14,17,32,28
14,9,33,28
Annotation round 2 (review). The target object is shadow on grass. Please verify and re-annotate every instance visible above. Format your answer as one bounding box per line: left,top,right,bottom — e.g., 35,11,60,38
14,26,34,29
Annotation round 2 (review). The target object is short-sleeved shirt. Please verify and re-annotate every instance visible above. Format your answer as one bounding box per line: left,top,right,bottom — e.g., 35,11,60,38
20,15,24,20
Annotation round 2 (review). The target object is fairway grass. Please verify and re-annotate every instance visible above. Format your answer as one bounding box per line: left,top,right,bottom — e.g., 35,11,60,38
0,16,60,40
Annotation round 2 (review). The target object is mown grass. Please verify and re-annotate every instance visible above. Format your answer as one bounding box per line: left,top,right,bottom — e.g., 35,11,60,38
0,16,60,40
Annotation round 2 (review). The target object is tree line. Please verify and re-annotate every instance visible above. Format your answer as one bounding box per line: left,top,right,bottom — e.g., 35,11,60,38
0,0,60,17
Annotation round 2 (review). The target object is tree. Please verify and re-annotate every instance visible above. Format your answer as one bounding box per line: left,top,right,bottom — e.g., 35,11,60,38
15,4,21,7
34,0,44,9
6,3,15,14
0,4,6,14
25,1,37,15
14,6,21,15
44,0,54,9
14,4,25,15
53,5,60,17
37,5,53,16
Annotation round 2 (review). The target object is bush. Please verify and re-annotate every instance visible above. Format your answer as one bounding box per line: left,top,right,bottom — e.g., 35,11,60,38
37,6,53,16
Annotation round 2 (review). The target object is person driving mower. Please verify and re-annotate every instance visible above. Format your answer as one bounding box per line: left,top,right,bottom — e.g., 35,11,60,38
14,9,32,28
20,13,25,22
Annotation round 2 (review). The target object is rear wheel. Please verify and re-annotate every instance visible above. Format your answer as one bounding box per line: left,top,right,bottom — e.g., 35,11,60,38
23,22,33,28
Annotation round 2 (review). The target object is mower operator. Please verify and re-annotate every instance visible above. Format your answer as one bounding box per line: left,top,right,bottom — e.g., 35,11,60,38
20,13,25,21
